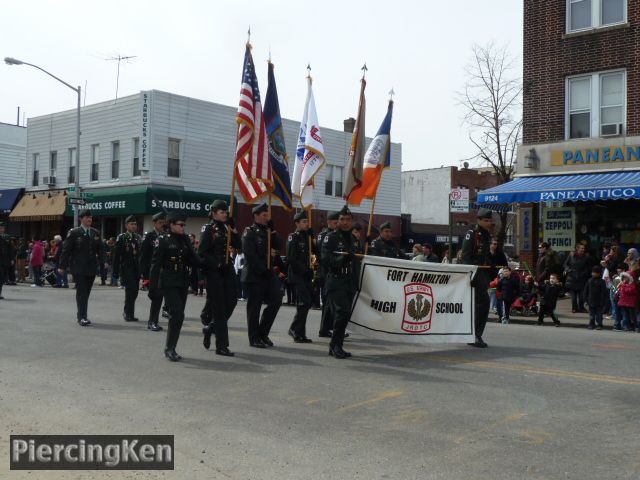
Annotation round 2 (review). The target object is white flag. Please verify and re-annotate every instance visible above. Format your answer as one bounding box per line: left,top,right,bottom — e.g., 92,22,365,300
291,81,310,205
292,78,325,208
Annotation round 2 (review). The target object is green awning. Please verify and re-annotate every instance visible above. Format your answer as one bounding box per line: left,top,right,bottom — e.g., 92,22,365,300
65,186,230,217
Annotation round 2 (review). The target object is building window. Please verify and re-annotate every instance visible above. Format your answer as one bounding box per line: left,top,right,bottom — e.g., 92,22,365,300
133,138,141,177
566,70,625,139
68,148,77,184
111,141,120,179
49,151,57,184
32,153,39,187
168,139,180,178
324,165,344,197
91,144,99,181
567,0,626,32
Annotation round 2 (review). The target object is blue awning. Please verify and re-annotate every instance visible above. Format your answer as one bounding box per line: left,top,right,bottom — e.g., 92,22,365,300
477,172,640,204
0,188,24,214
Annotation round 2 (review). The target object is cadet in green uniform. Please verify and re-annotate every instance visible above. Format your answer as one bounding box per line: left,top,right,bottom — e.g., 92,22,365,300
370,221,402,258
322,205,357,359
199,199,240,356
113,215,142,322
149,212,201,362
317,211,339,337
139,212,167,332
460,208,493,348
59,210,105,326
241,202,282,348
287,210,314,343
0,221,13,300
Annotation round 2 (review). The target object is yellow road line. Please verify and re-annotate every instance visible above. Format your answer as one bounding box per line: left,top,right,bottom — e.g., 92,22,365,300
454,412,527,444
337,390,405,413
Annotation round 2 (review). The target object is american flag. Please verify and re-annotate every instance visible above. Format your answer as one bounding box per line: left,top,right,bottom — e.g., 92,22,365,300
235,44,271,201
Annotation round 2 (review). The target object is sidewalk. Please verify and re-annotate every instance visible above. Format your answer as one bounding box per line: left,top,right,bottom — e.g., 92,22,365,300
492,295,628,330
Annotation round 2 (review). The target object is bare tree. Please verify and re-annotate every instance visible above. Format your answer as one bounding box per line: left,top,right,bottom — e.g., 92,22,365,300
459,43,522,246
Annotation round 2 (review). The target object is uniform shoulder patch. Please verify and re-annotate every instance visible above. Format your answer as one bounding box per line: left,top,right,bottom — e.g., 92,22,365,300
201,224,208,233
288,234,293,242
154,238,160,247
465,232,471,240
323,236,329,243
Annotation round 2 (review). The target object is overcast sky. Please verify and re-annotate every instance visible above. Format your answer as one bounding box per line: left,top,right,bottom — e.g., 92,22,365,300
1,0,522,172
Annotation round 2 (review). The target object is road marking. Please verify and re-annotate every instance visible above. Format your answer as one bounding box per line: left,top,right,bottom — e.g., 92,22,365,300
517,430,552,445
423,355,640,386
591,343,638,350
337,390,405,413
454,412,527,444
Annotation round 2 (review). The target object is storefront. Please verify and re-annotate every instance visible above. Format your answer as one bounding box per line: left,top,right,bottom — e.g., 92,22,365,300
478,140,640,263
0,188,24,236
9,190,68,240
63,186,230,238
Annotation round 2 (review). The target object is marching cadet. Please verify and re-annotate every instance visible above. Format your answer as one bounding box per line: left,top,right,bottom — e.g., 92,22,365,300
241,202,282,348
460,208,494,348
322,205,358,359
0,221,13,300
199,199,240,356
317,211,339,337
149,212,202,362
59,210,105,326
112,215,142,322
139,212,167,332
370,221,402,258
286,211,313,343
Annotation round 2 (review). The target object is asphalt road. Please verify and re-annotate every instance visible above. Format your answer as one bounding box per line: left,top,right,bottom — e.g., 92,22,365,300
1,283,639,480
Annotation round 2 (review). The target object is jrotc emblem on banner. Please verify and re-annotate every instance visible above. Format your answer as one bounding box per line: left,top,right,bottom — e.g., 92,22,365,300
402,283,433,333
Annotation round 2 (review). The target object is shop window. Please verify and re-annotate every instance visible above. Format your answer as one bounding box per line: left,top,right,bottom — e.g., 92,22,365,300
111,141,120,179
133,138,141,177
168,139,180,178
567,0,626,33
566,70,625,139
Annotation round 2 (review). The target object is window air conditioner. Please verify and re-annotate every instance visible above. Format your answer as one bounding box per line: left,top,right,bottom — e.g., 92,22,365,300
601,123,623,137
43,176,56,186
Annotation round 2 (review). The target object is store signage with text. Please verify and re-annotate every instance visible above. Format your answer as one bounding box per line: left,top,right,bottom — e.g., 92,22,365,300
551,145,640,166
542,207,575,252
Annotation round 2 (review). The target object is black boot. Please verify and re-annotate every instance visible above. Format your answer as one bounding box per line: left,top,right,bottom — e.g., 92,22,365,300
329,345,352,359
202,325,213,350
148,321,162,332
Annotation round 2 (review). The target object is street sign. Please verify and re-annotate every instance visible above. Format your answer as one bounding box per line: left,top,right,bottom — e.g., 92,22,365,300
67,186,76,193
81,192,94,199
69,198,86,206
450,188,469,213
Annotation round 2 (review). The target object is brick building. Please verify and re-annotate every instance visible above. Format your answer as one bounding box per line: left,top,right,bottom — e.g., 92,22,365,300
479,0,640,267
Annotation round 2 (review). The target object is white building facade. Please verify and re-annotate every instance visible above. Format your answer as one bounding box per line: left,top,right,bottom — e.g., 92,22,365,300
15,90,402,239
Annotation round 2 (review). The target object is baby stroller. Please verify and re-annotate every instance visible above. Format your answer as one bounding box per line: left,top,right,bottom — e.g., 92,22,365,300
510,274,538,317
41,261,57,287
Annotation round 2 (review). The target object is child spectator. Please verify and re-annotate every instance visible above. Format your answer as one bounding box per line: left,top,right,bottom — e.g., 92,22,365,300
617,271,638,332
520,274,537,306
537,273,562,326
611,263,627,331
496,267,520,324
583,265,608,330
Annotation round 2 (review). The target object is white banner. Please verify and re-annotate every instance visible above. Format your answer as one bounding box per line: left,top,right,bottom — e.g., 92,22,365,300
350,256,477,343
542,206,575,252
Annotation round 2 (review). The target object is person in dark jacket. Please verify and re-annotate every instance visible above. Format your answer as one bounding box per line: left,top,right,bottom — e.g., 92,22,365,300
369,222,401,258
139,211,167,332
564,244,592,313
536,242,561,284
286,210,314,343
58,210,105,326
537,273,562,326
149,212,202,361
112,215,142,322
487,239,508,280
241,202,282,348
0,221,14,299
496,267,520,324
583,265,608,330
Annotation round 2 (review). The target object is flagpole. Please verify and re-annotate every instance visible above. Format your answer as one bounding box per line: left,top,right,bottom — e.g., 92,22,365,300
364,194,377,255
267,194,272,269
307,206,313,269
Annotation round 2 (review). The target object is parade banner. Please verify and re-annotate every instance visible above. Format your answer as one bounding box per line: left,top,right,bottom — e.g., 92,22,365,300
350,256,477,343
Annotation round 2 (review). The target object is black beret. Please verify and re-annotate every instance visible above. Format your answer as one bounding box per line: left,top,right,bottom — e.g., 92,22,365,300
379,221,392,230
125,215,137,224
294,210,308,222
210,199,229,212
477,208,493,219
152,211,166,222
338,205,352,217
352,222,363,231
167,211,187,224
327,211,339,221
78,209,92,218
252,202,268,215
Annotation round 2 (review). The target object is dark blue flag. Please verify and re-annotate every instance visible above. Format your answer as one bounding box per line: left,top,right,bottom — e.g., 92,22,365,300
264,61,292,210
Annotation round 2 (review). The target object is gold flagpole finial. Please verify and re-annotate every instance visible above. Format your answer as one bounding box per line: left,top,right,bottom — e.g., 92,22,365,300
361,63,368,79
389,88,395,101
246,27,251,47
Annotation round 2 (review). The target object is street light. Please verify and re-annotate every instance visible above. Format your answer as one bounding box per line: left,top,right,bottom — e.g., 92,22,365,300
5,56,82,227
